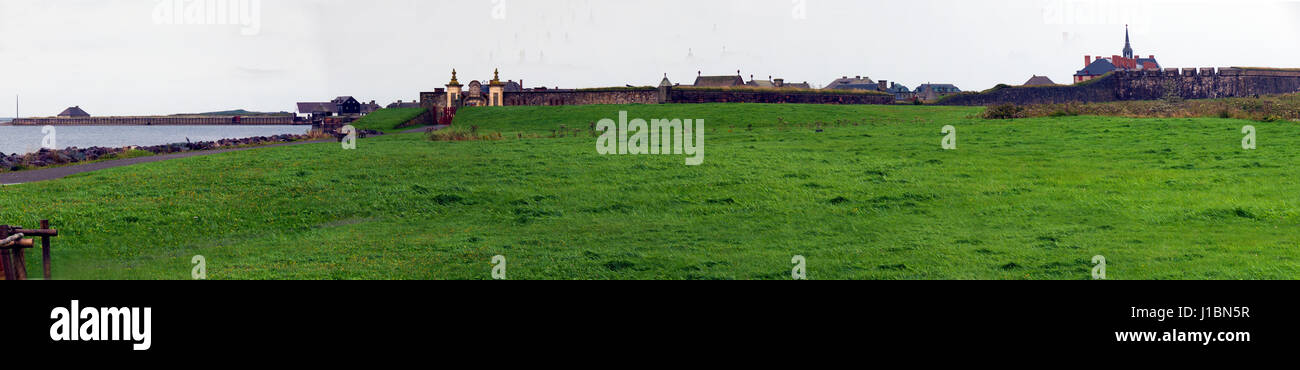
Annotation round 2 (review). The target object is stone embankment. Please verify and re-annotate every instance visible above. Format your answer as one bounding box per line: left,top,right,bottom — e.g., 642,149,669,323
1,134,318,172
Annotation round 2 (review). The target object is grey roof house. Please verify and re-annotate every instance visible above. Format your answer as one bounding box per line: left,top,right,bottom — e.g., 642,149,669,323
745,75,811,89
825,76,881,91
885,82,914,100
693,73,745,88
1074,58,1117,81
1023,75,1057,86
296,102,336,115
915,83,962,102
57,106,91,118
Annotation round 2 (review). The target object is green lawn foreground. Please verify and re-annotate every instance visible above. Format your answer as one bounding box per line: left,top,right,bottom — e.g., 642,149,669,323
350,107,429,133
1,103,1297,280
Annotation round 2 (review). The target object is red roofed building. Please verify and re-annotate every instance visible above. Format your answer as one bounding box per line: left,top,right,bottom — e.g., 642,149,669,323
1074,26,1161,83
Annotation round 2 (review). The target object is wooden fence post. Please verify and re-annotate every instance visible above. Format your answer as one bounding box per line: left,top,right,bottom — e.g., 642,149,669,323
41,220,51,280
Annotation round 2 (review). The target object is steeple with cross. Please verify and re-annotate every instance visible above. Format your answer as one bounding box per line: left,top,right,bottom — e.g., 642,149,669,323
1123,25,1134,59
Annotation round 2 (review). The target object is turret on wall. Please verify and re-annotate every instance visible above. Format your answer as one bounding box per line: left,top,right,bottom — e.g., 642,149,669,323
446,69,463,108
488,69,505,107
658,74,674,104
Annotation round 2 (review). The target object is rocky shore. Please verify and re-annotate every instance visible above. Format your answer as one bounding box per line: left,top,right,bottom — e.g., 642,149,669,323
1,133,324,172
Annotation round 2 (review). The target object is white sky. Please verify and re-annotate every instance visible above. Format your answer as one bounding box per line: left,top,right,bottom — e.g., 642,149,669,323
1,0,1297,116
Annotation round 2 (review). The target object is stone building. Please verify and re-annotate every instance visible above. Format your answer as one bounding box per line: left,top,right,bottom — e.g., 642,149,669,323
442,69,511,107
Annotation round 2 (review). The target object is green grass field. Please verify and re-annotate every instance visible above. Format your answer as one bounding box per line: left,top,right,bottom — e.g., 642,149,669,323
350,107,428,133
2,103,1297,280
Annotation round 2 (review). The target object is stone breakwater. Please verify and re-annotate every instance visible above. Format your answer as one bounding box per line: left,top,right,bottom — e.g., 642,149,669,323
0,133,319,172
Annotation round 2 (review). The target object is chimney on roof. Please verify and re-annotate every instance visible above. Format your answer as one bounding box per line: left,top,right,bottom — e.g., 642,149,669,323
1085,55,1091,67
1149,55,1154,59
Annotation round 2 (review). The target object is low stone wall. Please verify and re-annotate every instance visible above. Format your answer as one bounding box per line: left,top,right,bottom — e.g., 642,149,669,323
670,89,896,105
1116,68,1300,100
420,86,896,110
504,89,660,106
935,77,1118,106
11,115,299,126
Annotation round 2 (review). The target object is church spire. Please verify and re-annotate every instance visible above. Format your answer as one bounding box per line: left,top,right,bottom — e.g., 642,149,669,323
1123,25,1134,59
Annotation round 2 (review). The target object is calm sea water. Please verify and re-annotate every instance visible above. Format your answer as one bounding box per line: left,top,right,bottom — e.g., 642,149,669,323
0,125,310,155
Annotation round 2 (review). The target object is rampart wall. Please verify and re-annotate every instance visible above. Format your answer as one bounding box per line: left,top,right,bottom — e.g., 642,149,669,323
937,68,1300,106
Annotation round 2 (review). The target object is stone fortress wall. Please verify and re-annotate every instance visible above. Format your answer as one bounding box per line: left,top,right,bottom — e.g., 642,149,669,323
937,68,1300,106
420,85,896,113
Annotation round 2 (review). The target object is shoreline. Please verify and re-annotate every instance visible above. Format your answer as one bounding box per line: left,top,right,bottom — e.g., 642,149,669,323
1,126,412,185
0,138,331,185
5,123,312,127
1,132,331,174
10,115,300,126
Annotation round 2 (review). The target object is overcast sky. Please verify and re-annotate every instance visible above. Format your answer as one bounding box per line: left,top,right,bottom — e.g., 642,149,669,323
2,0,1298,116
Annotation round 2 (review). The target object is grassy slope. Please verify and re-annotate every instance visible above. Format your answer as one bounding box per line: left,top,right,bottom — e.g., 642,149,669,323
453,103,969,135
350,108,428,133
1,103,1297,280
1015,93,1300,122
